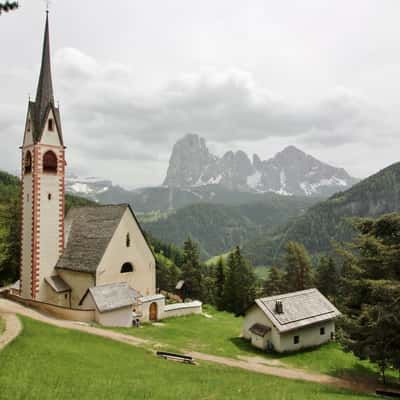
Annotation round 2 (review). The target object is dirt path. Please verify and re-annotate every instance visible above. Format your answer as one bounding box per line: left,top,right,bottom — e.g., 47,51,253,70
0,312,22,351
0,298,376,394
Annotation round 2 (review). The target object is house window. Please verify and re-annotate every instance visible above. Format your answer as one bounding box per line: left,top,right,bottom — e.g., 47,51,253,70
24,151,32,174
293,335,300,344
43,151,57,173
126,233,131,247
121,262,134,273
64,293,68,299
320,327,325,335
48,118,54,131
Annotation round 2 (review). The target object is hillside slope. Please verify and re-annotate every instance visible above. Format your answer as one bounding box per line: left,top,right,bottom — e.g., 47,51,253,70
243,162,400,266
143,196,318,259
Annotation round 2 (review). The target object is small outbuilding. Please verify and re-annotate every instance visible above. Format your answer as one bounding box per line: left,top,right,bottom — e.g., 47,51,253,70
243,288,341,353
80,282,141,327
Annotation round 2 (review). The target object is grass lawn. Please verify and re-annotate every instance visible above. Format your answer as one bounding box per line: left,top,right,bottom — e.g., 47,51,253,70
0,316,5,335
115,305,391,382
0,316,375,400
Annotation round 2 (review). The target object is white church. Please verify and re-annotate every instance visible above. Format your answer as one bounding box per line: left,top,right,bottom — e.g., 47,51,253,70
15,14,201,327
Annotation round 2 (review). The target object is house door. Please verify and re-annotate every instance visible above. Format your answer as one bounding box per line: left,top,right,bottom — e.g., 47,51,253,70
149,302,157,321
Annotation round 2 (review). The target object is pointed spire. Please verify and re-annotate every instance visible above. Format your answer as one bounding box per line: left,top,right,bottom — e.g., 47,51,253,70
35,12,54,126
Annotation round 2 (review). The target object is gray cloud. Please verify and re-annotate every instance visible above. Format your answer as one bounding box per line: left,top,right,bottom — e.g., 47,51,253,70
55,48,383,152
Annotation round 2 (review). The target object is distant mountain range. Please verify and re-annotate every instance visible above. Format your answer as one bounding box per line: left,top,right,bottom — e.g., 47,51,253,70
163,134,359,197
66,134,359,211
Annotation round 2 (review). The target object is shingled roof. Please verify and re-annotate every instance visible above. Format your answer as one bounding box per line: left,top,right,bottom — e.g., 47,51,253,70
27,13,63,145
254,289,341,333
56,204,128,273
86,282,141,312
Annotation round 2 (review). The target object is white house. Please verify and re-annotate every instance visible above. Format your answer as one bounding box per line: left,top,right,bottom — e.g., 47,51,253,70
242,289,341,353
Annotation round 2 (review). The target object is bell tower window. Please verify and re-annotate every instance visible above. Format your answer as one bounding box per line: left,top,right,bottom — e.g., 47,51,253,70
24,151,32,174
48,118,54,131
43,151,57,173
27,119,31,132
126,233,131,247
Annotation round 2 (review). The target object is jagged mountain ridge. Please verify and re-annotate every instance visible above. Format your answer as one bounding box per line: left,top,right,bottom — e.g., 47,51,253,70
163,134,359,197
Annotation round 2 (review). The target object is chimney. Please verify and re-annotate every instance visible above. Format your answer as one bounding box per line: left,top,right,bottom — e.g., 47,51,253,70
275,300,283,314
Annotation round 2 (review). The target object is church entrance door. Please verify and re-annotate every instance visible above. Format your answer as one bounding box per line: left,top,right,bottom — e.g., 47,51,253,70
149,302,157,321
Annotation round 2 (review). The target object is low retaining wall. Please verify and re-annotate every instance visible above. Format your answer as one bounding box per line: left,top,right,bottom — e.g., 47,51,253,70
4,293,95,322
162,301,202,319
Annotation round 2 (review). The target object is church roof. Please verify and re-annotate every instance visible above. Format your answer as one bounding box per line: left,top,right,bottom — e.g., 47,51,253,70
28,13,63,145
56,204,127,274
87,282,141,312
56,204,154,274
253,289,341,333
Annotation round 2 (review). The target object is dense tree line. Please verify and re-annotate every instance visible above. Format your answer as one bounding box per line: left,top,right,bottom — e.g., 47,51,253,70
143,198,317,260
155,237,257,315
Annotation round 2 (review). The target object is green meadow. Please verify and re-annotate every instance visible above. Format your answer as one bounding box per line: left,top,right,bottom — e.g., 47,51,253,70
0,316,375,400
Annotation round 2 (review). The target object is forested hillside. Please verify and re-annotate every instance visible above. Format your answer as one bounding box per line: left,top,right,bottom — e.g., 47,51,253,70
143,196,317,259
0,170,95,285
243,162,400,266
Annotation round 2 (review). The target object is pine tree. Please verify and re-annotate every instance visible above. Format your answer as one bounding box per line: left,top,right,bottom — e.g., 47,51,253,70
214,256,225,310
223,246,256,314
283,241,313,292
0,195,20,285
316,256,338,301
263,266,284,296
338,214,400,381
181,238,203,300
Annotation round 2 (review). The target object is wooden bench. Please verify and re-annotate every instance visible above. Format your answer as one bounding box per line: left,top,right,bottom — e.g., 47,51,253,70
156,351,195,365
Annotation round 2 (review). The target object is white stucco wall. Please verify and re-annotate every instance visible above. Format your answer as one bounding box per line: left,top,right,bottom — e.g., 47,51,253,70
95,307,133,327
250,332,268,350
43,284,70,307
96,209,156,296
37,149,63,301
242,305,281,350
162,301,202,319
278,321,335,352
57,270,94,308
40,110,61,146
139,296,165,321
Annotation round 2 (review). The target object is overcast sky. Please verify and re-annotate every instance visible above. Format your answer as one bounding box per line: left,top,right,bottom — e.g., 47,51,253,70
1,0,399,188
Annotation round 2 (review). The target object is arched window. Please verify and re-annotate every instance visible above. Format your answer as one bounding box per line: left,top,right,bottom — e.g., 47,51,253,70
126,233,131,247
121,262,134,273
43,151,57,173
24,151,32,174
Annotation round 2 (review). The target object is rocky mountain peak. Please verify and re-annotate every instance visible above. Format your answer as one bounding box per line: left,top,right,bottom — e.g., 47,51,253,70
163,134,359,197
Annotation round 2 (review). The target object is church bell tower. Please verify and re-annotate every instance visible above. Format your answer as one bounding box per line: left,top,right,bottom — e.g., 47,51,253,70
20,13,65,300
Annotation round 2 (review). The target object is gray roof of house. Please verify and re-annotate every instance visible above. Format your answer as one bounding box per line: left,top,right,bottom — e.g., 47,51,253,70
249,323,271,337
88,282,142,313
254,289,341,333
56,205,127,273
44,275,71,293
